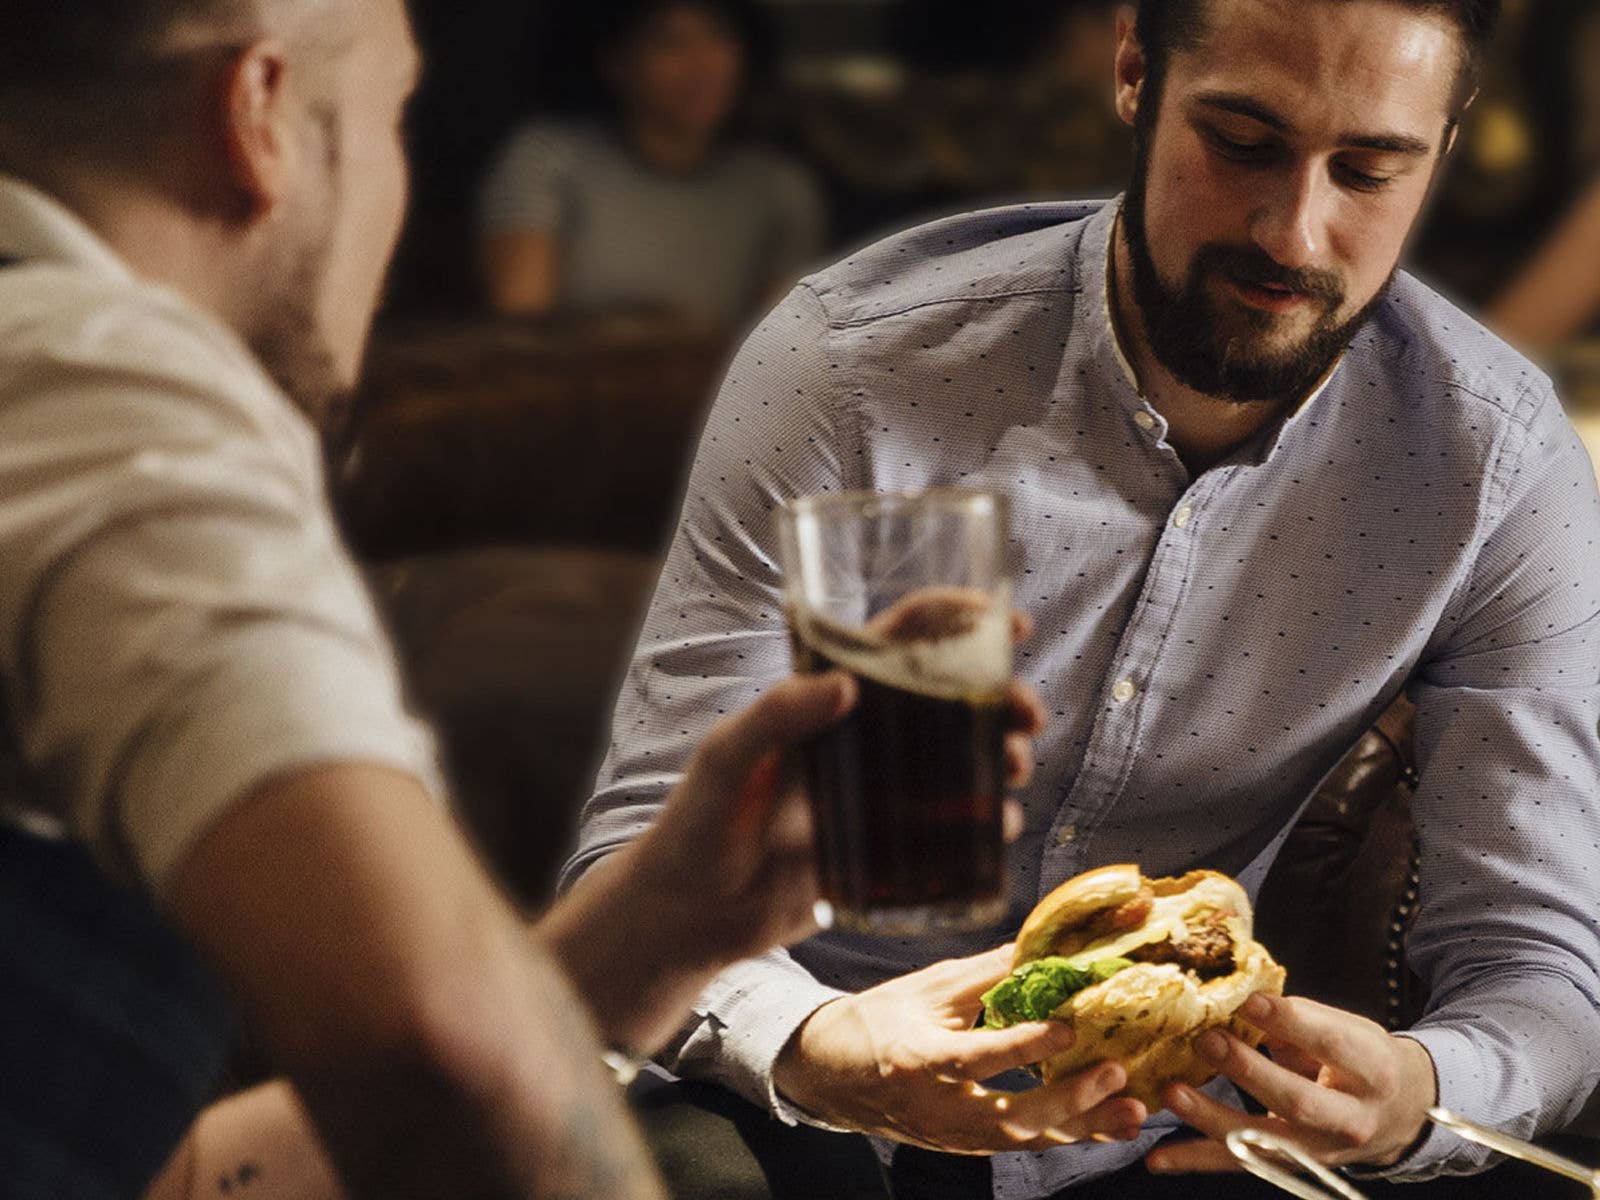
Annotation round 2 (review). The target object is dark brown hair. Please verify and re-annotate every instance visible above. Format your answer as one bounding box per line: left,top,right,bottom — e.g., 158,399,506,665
1135,0,1503,120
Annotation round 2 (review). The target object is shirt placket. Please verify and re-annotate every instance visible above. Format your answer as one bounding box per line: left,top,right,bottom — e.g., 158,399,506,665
1041,421,1229,891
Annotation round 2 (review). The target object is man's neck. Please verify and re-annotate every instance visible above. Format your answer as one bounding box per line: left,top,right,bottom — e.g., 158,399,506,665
60,173,252,337
625,118,715,174
1109,215,1292,475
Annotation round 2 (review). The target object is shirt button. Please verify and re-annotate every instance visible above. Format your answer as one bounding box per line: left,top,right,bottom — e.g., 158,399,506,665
1112,679,1137,703
1133,411,1157,432
1055,824,1078,847
1173,505,1194,530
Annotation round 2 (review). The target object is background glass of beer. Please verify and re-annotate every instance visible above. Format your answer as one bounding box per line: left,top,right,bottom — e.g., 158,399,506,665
776,489,1011,935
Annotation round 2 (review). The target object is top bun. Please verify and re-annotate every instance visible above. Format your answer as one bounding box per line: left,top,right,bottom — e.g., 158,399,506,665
1013,863,1145,964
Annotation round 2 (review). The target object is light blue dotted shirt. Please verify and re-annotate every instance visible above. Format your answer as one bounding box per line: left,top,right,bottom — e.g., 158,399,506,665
564,198,1600,1194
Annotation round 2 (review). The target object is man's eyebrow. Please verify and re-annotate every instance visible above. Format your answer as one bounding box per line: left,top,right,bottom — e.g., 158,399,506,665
1193,91,1290,131
1192,91,1435,156
1340,132,1434,156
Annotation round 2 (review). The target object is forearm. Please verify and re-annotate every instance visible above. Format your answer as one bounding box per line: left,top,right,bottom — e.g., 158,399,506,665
538,847,727,1055
480,231,558,317
1485,177,1600,351
167,766,666,1200
289,939,664,1200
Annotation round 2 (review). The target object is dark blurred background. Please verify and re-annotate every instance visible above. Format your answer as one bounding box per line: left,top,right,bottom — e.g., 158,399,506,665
342,0,1600,905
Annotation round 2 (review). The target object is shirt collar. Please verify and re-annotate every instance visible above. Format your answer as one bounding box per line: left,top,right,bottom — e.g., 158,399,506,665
1085,195,1348,466
0,172,137,282
1078,195,1144,408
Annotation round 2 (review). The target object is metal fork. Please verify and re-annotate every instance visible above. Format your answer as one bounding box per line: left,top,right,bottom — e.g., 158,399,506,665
1225,1129,1369,1199
1423,1107,1599,1194
1226,1109,1600,1198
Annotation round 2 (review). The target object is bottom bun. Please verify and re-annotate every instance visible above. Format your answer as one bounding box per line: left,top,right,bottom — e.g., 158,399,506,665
1037,942,1287,1111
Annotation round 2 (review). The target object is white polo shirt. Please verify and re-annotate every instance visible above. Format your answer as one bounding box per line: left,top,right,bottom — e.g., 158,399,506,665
0,173,441,890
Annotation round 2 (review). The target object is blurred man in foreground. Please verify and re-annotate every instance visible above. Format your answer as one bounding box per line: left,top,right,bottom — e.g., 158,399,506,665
0,1,988,1196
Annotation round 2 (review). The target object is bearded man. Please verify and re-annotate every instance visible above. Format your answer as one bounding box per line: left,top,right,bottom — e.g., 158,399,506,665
569,0,1600,1195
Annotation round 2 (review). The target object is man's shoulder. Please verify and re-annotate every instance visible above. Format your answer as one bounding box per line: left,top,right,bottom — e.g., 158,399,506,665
1,262,234,359
798,199,1111,327
0,263,300,437
1369,271,1558,428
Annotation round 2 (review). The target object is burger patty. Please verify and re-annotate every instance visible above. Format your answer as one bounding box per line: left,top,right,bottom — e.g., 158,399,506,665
1128,924,1235,979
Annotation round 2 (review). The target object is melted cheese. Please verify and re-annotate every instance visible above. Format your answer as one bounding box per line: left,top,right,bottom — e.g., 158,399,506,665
1062,913,1186,967
1062,877,1247,966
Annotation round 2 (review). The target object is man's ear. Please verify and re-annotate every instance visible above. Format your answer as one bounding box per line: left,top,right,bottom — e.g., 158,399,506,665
219,42,296,219
1114,8,1147,129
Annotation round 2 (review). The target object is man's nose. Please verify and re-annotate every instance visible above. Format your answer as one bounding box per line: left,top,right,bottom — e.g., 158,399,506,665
1248,164,1328,271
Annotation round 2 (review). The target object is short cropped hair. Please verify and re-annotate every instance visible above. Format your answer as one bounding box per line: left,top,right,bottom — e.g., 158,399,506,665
2,1,257,86
0,0,339,171
1135,0,1503,118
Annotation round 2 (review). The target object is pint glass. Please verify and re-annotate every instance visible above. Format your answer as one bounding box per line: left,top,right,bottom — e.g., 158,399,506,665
776,489,1011,935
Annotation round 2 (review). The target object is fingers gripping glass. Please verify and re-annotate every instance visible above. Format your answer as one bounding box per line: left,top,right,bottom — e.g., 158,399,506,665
1226,1110,1600,1198
776,489,1012,936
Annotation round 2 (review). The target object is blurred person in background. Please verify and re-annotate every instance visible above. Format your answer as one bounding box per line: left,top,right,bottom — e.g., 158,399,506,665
1408,0,1600,317
477,0,826,329
1484,174,1600,352
0,0,906,1195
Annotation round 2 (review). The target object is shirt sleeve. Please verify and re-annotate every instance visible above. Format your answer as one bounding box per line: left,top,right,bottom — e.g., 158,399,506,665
477,122,575,235
0,296,443,891
1374,390,1600,1180
560,282,859,1118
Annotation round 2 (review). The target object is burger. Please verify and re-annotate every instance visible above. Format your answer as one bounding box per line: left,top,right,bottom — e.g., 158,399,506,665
980,863,1286,1110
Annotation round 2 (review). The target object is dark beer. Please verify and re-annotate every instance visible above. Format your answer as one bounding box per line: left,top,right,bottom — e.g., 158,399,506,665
791,609,1008,932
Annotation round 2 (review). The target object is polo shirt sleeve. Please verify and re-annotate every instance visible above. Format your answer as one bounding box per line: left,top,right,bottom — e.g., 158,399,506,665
478,122,576,235
0,288,443,892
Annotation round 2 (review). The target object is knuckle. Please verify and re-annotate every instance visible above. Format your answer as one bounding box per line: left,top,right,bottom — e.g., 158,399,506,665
1343,1114,1380,1149
697,721,738,766
878,1048,926,1082
1279,1092,1320,1127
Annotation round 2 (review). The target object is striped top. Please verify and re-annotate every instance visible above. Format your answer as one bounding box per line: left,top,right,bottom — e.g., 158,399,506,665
479,120,826,327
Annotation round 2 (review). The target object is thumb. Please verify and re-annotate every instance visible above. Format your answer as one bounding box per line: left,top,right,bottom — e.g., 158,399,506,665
689,672,857,805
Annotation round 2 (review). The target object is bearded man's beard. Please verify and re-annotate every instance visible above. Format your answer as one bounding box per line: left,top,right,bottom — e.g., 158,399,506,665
247,108,362,442
248,215,352,435
1121,121,1391,404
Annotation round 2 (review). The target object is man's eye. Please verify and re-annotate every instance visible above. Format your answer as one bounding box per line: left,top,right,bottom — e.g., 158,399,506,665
1206,129,1274,162
1334,163,1395,193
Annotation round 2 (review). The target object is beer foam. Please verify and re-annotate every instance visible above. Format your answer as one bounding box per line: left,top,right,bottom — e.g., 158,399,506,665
795,602,1011,701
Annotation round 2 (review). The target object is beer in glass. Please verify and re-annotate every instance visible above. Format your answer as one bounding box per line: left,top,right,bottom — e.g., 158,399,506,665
776,489,1011,935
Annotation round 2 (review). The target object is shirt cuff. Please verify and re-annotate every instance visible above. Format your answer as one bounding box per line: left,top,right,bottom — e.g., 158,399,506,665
679,961,850,1129
1348,1028,1497,1181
